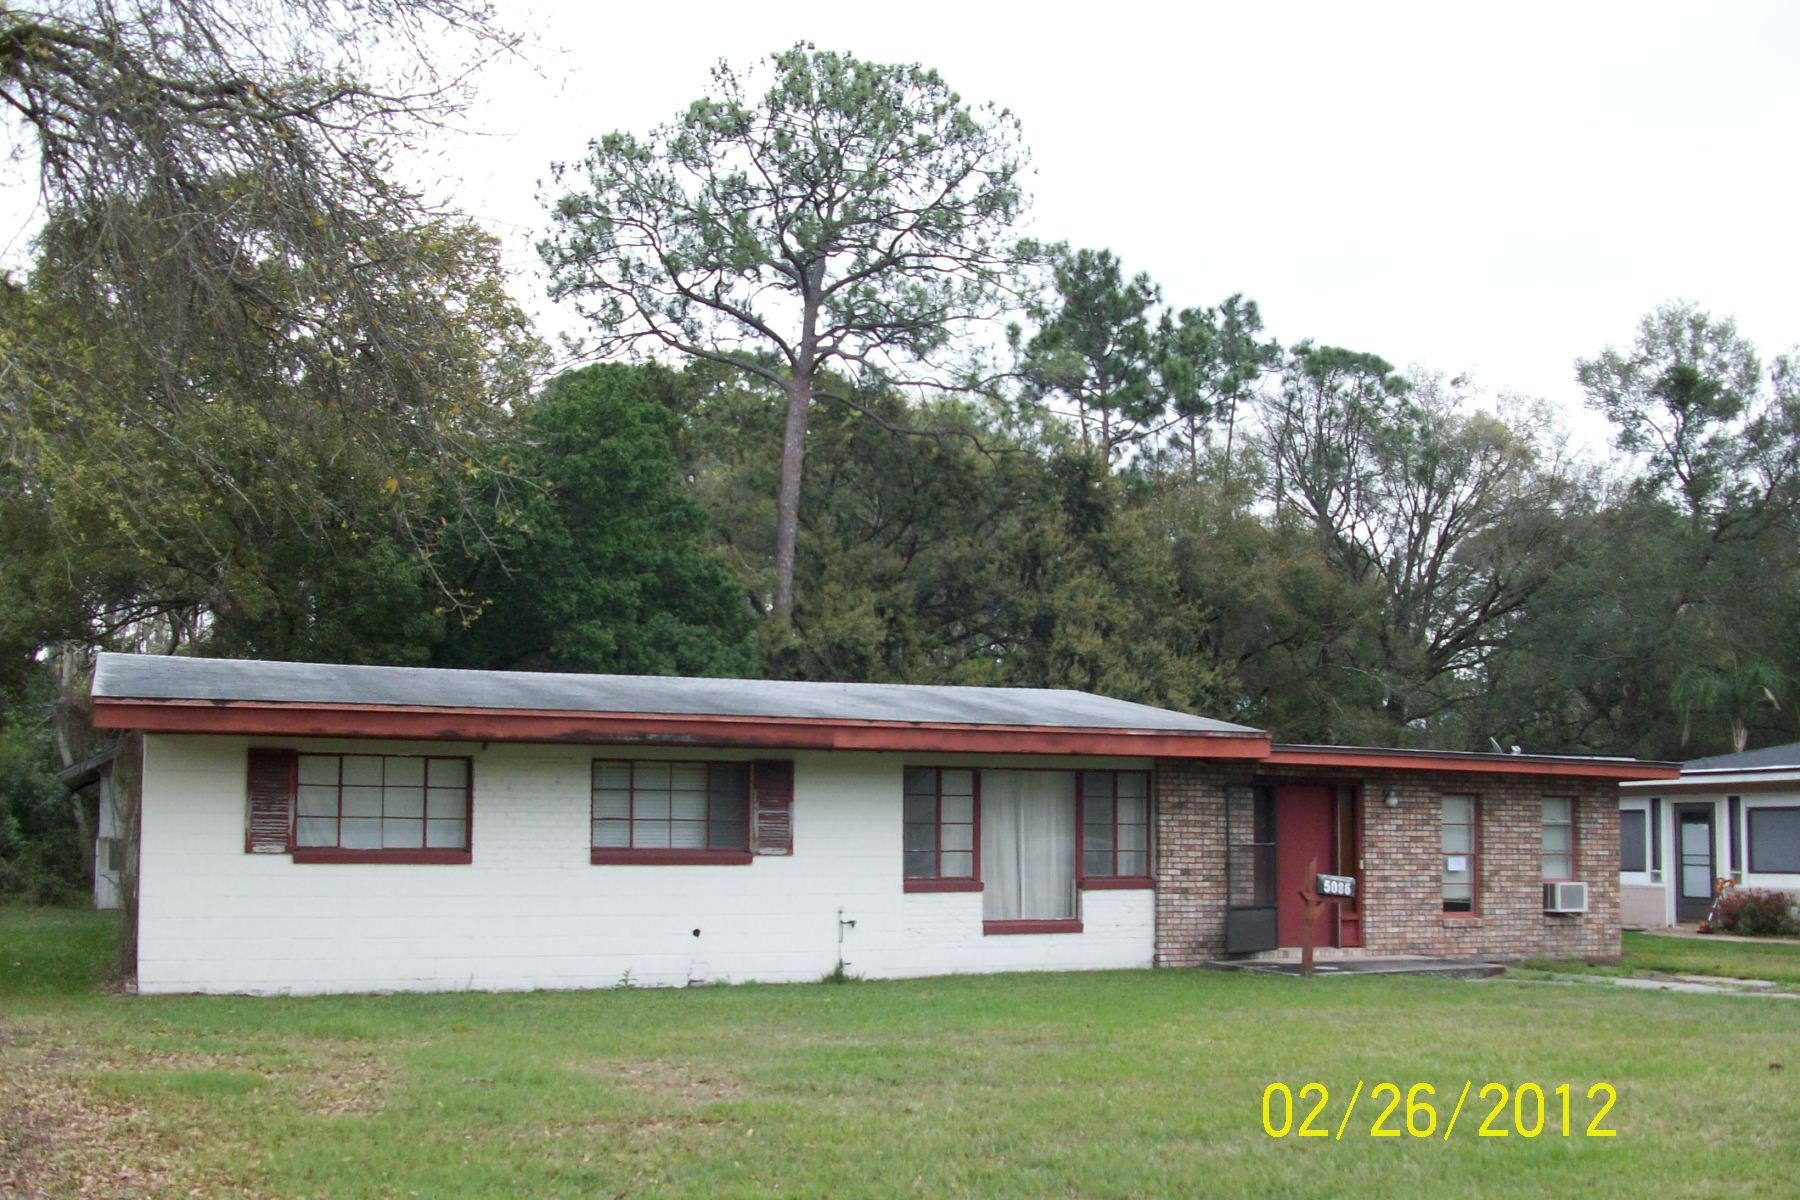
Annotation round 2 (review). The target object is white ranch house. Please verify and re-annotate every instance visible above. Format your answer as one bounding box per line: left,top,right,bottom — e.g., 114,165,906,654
92,653,1675,994
1619,741,1800,926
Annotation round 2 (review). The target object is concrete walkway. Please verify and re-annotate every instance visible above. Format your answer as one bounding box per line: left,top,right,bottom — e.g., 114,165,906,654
1595,974,1799,998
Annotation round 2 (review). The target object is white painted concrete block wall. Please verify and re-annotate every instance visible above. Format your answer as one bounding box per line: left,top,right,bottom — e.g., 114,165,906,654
1618,883,1668,928
137,734,1156,994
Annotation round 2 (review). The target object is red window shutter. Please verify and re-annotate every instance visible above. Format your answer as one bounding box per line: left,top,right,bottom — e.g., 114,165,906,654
245,748,297,854
751,759,795,856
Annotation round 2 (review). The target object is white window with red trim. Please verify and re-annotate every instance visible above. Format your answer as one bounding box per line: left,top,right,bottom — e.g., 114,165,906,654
902,766,1153,928
254,750,472,863
903,767,979,890
1080,771,1151,884
1541,797,1576,881
1441,795,1478,914
591,760,753,864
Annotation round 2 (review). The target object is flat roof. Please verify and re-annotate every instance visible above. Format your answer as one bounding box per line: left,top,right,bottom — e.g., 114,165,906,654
88,655,1680,779
1268,743,1681,782
93,653,1259,733
90,653,1270,758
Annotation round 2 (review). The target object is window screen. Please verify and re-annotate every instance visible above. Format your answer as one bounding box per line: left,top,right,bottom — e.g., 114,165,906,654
1618,809,1648,873
1748,807,1800,874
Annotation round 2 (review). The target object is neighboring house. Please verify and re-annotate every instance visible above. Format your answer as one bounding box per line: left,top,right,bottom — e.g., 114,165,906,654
1618,741,1800,927
56,747,126,909
90,653,1676,995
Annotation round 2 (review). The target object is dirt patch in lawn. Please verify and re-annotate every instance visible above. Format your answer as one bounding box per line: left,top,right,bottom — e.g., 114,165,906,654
600,1056,743,1105
0,1040,187,1199
285,1050,396,1118
105,1037,400,1120
0,1029,402,1196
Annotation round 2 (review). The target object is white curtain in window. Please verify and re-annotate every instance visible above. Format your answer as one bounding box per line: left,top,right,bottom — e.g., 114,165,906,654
981,771,1076,921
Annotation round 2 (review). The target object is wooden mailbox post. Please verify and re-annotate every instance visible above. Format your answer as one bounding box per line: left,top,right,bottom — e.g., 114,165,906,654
1296,855,1358,976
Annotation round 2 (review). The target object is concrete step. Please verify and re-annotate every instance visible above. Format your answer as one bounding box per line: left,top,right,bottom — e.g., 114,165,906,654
1205,957,1504,979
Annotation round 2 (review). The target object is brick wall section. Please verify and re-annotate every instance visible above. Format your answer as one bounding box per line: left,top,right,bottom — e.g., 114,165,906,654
1153,761,1622,965
1153,759,1236,966
1362,770,1619,961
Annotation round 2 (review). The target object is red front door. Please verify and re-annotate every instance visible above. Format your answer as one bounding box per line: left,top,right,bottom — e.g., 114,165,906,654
1276,784,1336,948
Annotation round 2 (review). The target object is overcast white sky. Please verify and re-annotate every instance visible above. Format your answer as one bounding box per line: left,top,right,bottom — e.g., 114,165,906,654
3,2,1787,447
420,0,1798,445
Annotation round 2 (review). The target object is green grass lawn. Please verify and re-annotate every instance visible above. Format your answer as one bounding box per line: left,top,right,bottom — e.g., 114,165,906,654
1524,930,1800,987
1617,930,1800,985
3,908,1797,1198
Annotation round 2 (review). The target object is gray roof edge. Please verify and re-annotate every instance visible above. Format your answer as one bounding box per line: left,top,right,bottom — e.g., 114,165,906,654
91,652,1265,736
1682,740,1800,771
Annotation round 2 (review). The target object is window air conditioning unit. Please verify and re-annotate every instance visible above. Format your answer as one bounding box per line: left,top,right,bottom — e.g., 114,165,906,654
1543,881,1589,914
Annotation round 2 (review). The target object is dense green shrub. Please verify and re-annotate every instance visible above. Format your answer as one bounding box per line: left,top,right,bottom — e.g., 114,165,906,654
1711,888,1800,937
0,671,88,906
0,748,85,905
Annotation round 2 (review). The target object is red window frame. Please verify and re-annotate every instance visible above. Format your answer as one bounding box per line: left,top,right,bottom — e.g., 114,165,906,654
903,767,982,892
1077,769,1153,889
590,759,753,865
291,752,472,864
1441,794,1480,916
1541,796,1576,882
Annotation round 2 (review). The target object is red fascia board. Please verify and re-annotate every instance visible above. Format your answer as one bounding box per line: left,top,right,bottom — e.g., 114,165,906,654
1263,746,1681,781
92,698,1272,760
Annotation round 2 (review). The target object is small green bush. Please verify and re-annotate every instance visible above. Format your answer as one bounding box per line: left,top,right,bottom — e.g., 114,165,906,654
1711,888,1800,937
0,688,88,906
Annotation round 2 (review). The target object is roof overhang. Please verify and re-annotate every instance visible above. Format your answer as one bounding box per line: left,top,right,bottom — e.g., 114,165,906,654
91,697,1275,759
1620,768,1800,795
55,746,117,791
1266,744,1681,782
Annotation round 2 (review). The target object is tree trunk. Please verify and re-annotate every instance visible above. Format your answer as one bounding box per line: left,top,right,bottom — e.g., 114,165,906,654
771,374,812,626
51,646,99,888
110,730,143,985
1223,395,1238,478
70,790,96,891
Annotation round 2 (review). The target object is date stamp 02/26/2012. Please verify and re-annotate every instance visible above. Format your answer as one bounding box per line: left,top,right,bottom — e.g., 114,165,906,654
1261,1081,1619,1141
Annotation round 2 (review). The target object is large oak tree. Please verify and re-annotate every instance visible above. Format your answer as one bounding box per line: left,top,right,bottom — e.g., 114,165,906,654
0,1,536,653
0,0,539,769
